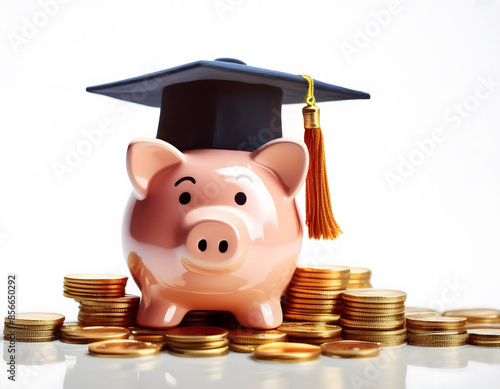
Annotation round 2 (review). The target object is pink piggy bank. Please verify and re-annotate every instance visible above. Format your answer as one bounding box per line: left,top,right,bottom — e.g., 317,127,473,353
123,137,309,329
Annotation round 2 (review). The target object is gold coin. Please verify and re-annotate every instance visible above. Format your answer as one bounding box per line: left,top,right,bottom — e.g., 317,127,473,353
406,332,469,342
128,326,168,335
342,327,407,336
343,308,406,317
163,326,228,342
406,315,467,329
228,329,287,345
64,273,128,285
467,328,500,341
407,340,468,348
342,289,407,304
285,302,343,311
129,334,166,342
79,306,137,314
229,343,257,353
289,281,348,291
64,287,125,296
3,328,59,337
380,339,407,347
61,326,130,340
167,338,230,350
442,309,500,324
64,281,126,289
252,342,321,363
284,313,341,323
3,323,61,331
468,340,500,348
342,333,408,345
284,308,343,317
286,287,344,298
340,318,405,330
348,267,371,280
88,339,159,358
78,310,136,317
466,323,500,330
5,313,65,326
169,346,229,357
277,322,342,338
321,340,380,358
3,335,60,343
295,265,350,277
284,296,342,305
75,294,140,304
343,301,405,310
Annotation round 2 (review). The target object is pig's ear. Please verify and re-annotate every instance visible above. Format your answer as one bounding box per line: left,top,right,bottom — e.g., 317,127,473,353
127,138,185,200
251,138,309,198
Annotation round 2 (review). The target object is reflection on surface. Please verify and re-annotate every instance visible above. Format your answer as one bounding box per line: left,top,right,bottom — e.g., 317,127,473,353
320,345,407,389
407,345,469,369
3,341,65,366
2,341,500,389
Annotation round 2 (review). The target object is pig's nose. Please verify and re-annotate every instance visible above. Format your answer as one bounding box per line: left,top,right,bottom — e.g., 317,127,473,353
185,219,245,271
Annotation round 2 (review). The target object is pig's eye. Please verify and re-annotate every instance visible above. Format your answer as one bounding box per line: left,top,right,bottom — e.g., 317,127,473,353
234,192,247,206
179,192,191,205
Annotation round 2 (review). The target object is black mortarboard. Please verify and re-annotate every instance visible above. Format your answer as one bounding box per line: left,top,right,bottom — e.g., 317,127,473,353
86,58,369,152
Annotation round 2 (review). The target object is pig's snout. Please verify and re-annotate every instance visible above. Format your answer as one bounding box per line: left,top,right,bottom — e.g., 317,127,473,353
183,212,249,273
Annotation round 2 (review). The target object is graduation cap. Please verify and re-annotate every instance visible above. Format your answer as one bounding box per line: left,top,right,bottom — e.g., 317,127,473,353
87,58,370,239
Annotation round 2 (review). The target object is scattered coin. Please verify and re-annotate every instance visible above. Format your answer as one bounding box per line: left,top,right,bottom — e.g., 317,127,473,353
88,339,160,358
252,342,321,363
321,340,380,358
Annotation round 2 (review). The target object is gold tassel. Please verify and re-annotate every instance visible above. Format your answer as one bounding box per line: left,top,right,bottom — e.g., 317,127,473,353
300,75,342,240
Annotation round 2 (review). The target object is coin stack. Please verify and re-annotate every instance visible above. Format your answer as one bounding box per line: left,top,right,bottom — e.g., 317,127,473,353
63,273,139,327
164,326,229,357
406,315,469,347
227,328,287,353
60,325,131,344
282,265,349,324
341,289,407,347
277,322,342,345
443,309,500,330
3,313,65,343
252,342,321,363
128,326,168,350
347,267,372,289
467,329,500,348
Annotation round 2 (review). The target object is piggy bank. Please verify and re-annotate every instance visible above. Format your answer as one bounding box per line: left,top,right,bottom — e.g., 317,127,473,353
123,137,309,329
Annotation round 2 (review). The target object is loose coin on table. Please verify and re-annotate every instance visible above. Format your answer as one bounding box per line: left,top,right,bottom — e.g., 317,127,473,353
253,342,321,363
321,340,380,358
88,339,160,358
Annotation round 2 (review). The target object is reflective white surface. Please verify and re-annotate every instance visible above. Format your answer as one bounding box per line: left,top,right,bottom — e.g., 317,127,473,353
2,341,500,389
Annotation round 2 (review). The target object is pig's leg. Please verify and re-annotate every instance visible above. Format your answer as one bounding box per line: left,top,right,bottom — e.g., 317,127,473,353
233,299,283,329
136,285,188,328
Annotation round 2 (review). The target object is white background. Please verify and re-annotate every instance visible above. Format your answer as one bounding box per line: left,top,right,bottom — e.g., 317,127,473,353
1,0,499,322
